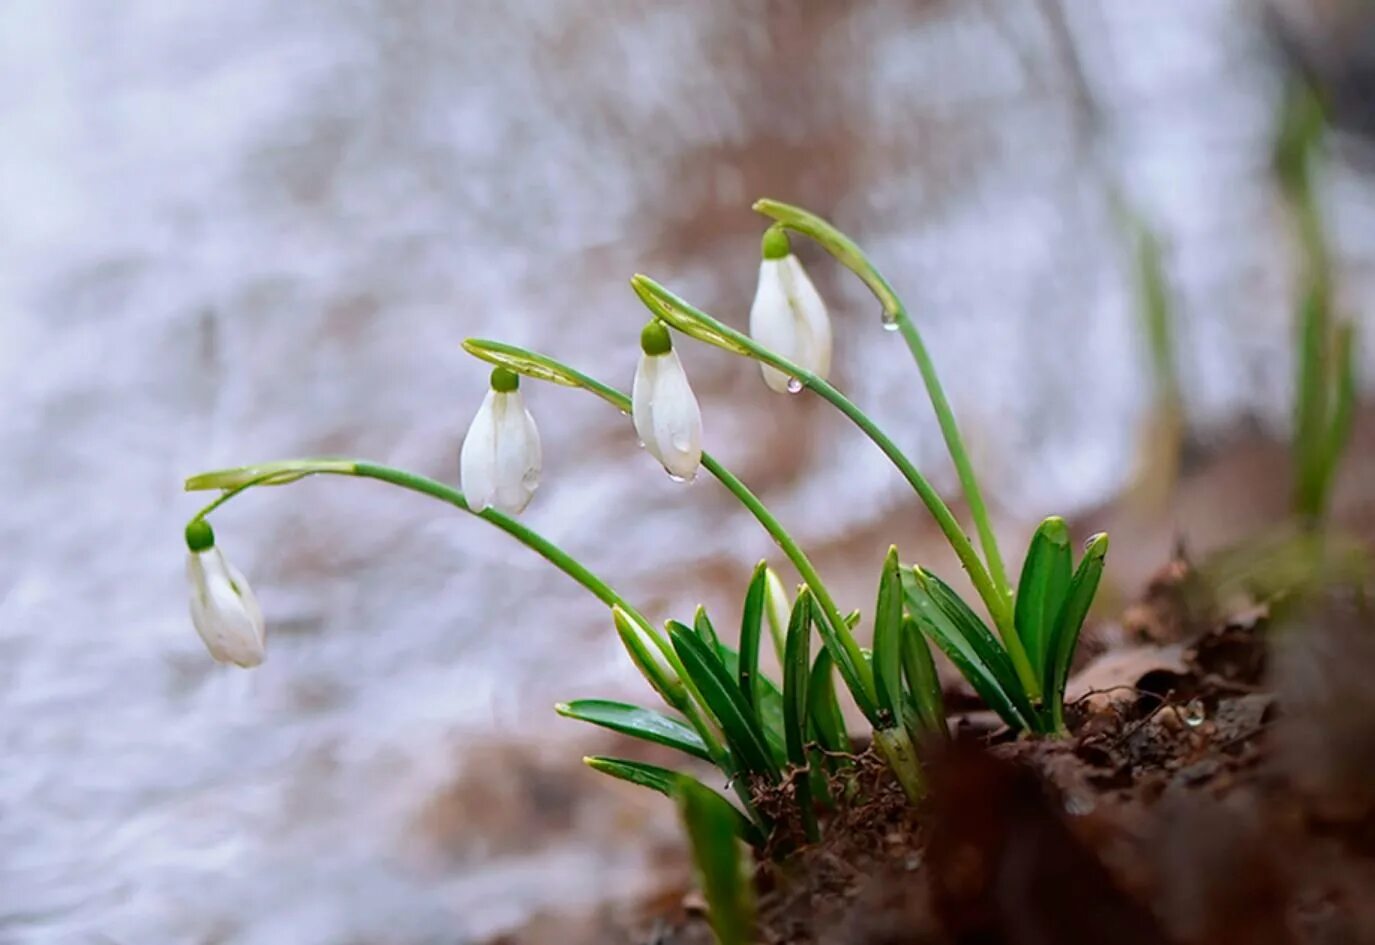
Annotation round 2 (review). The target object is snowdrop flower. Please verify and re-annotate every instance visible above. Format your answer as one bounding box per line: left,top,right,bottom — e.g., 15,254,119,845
461,367,542,514
749,226,832,392
185,520,266,668
633,321,703,481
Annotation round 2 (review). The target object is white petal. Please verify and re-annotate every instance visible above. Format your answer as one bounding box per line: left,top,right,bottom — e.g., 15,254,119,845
632,351,663,465
460,389,499,512
749,259,798,393
648,350,702,480
780,255,832,382
490,390,541,514
188,547,266,668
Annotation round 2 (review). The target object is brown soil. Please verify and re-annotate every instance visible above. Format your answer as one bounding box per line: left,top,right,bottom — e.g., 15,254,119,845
574,558,1375,945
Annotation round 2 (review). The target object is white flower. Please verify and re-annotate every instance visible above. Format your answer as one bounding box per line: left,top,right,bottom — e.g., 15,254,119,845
749,230,832,392
187,542,266,668
633,323,703,481
460,370,542,514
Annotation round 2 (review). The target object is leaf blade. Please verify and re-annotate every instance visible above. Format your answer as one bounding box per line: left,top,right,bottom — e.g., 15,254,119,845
556,700,710,761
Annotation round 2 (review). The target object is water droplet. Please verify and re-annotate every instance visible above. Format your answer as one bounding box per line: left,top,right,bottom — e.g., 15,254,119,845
1182,698,1207,727
785,377,803,394
667,471,687,483
880,309,899,331
521,469,540,490
635,438,645,449
670,431,692,451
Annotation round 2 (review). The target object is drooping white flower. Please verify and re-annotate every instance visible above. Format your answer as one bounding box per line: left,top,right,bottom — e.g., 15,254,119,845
460,368,542,514
185,521,266,668
633,321,703,481
749,227,832,392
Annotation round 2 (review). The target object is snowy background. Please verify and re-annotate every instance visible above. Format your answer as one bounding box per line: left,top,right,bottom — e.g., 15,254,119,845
2,1,1372,942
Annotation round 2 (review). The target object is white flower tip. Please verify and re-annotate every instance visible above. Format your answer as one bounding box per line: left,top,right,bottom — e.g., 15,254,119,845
187,548,266,668
461,388,542,516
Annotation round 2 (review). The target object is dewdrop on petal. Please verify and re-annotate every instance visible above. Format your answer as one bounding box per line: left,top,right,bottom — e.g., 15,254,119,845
185,519,266,668
632,321,703,482
460,367,542,514
749,226,833,393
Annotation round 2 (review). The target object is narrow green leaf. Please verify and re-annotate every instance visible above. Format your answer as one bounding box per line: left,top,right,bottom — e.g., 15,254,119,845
555,700,710,761
871,546,905,730
901,615,948,740
694,605,723,655
583,757,760,845
676,776,757,945
670,623,782,782
1014,517,1073,679
738,562,769,708
1318,320,1357,518
782,589,819,841
613,606,687,709
1046,533,1109,731
903,568,1035,731
807,649,851,756
1295,286,1331,518
712,641,787,766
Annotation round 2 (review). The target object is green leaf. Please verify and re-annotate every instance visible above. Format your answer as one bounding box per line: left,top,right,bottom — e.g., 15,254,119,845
694,605,723,655
1014,517,1073,679
901,615,948,741
583,757,760,845
807,649,851,756
871,547,905,731
782,589,820,841
1318,320,1357,519
555,700,710,762
1045,533,1109,731
782,591,814,766
712,641,787,766
903,567,1035,731
738,562,768,709
613,606,687,709
676,776,757,945
670,623,782,783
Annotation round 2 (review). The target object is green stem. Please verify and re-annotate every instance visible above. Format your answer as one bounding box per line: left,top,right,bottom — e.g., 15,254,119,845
185,459,764,814
460,339,881,722
752,199,1012,606
632,274,1044,694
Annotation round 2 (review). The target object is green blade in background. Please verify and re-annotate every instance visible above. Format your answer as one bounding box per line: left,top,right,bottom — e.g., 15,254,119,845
737,561,769,709
676,776,758,945
1045,533,1109,731
1014,516,1073,679
555,700,710,761
670,623,782,783
900,615,948,741
582,757,760,845
871,546,905,731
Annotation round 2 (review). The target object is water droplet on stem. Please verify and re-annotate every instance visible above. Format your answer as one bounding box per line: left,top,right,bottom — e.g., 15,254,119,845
786,377,803,394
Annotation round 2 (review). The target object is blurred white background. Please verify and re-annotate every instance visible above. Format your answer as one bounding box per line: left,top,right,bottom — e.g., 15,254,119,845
2,1,1373,942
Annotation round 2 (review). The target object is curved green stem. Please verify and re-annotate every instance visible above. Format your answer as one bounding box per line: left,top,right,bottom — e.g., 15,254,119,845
462,339,880,722
752,198,1012,605
632,272,1039,701
184,459,742,789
